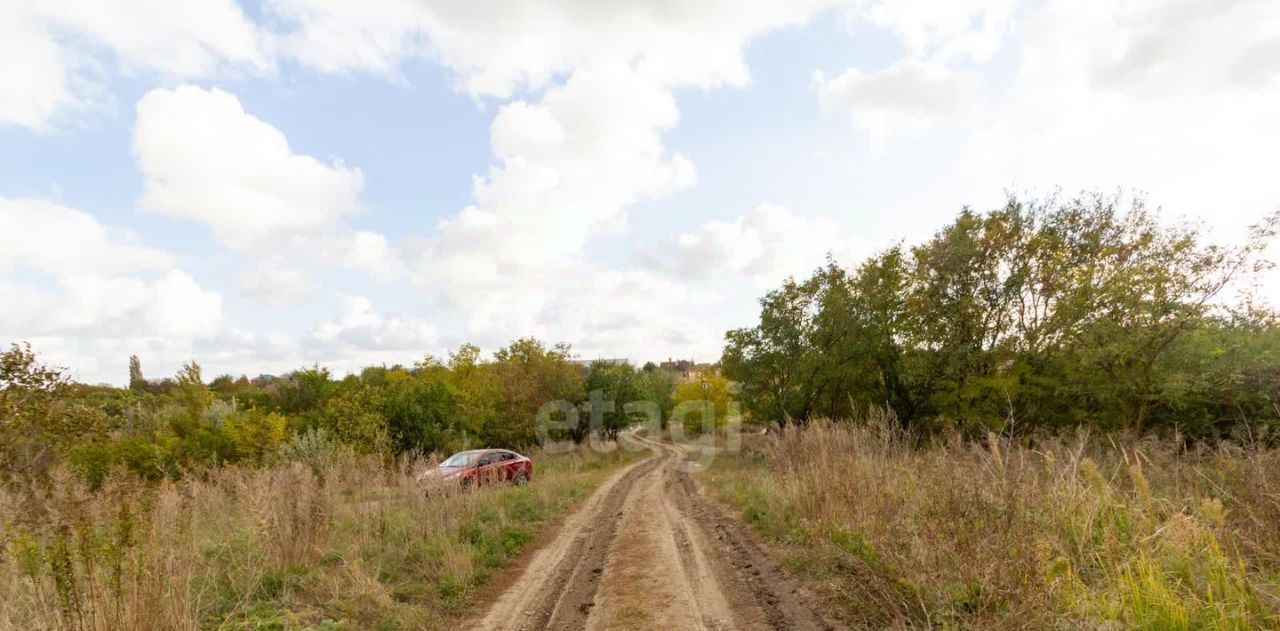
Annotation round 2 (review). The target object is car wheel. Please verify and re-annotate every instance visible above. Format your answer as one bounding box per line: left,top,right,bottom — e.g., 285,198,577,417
513,472,529,487
460,477,473,492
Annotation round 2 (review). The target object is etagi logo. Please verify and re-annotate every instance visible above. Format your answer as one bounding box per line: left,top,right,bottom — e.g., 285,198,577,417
534,390,743,469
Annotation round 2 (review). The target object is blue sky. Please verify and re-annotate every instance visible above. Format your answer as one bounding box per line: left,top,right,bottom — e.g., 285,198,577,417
2,0,1278,384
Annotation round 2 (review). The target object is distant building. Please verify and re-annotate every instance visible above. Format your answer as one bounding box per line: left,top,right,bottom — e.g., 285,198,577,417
658,358,718,382
250,374,280,388
571,358,630,368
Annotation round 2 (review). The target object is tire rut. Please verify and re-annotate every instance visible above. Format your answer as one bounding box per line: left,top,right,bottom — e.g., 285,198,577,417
539,456,663,630
470,451,662,630
668,462,835,630
471,436,835,630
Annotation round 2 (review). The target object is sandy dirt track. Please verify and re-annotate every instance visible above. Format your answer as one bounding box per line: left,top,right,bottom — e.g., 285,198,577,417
468,436,834,630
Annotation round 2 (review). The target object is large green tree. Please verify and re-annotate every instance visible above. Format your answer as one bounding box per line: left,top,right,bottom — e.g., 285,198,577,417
723,193,1280,435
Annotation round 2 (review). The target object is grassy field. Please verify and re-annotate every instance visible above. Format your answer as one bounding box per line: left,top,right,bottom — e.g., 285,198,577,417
702,420,1280,629
0,441,641,630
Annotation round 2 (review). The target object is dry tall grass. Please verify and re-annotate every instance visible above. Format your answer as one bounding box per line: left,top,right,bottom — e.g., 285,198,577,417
705,419,1280,629
0,442,637,630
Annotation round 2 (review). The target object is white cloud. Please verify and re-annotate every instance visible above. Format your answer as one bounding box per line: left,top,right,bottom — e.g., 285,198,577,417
0,196,223,385
816,58,979,139
1,270,221,340
263,0,841,328
844,0,1017,63
819,0,1280,303
0,197,173,274
33,0,270,78
0,0,269,129
526,267,722,360
134,85,365,249
409,64,699,344
462,66,693,262
1016,0,1280,99
187,296,442,379
341,231,395,275
308,294,438,356
239,259,317,306
0,11,78,129
134,270,224,337
650,204,868,287
3,0,839,129
266,0,432,76
266,0,839,97
400,1,847,354
131,85,401,307
967,0,1280,231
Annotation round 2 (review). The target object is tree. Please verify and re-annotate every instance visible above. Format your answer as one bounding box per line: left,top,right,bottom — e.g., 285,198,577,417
173,362,213,429
583,361,644,438
128,354,146,392
275,366,334,418
224,410,287,463
379,367,458,454
722,192,1280,436
492,338,584,445
672,372,734,435
1,343,106,484
636,365,676,426
315,380,388,453
722,261,857,427
448,344,501,445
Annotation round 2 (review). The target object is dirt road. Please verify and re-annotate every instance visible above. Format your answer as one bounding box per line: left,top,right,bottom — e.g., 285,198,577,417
469,436,834,630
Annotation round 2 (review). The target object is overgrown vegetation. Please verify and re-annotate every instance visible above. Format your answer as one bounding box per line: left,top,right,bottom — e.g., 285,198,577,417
0,338,663,629
5,190,1279,628
704,419,1280,629
707,192,1280,627
0,437,639,630
0,338,676,488
723,193,1280,437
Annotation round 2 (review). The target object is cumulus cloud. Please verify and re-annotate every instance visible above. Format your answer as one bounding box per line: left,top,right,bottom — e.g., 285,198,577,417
398,1,845,355
526,267,723,361
0,268,221,341
2,0,843,130
239,259,318,306
0,198,173,275
131,85,397,307
265,0,433,76
0,196,223,385
816,58,979,139
34,0,269,77
649,204,868,287
266,0,839,97
0,0,269,129
1016,0,1280,99
407,64,701,345
342,231,394,274
407,66,696,350
434,66,694,268
185,297,441,380
308,295,439,352
968,0,1280,229
134,86,365,249
129,85,399,307
844,0,1017,63
0,11,79,129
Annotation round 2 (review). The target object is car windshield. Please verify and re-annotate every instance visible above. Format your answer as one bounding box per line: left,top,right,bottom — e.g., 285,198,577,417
440,452,481,467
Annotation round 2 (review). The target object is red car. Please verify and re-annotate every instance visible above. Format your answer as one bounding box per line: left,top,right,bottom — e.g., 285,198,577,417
418,448,533,490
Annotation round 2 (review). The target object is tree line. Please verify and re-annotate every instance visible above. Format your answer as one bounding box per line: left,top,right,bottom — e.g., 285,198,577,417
1,338,738,486
722,193,1280,437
